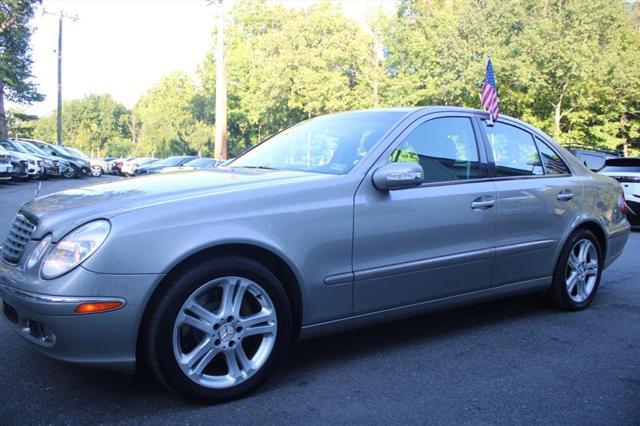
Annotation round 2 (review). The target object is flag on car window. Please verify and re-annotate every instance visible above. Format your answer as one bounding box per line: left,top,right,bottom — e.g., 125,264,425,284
481,58,500,122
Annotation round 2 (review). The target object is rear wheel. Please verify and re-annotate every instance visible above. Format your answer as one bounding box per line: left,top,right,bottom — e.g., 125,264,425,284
550,229,602,310
142,256,292,403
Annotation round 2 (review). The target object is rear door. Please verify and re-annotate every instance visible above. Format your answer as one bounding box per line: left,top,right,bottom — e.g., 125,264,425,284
479,120,582,286
353,113,497,314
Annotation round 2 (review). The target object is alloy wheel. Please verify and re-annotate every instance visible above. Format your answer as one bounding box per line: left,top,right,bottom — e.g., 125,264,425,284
565,239,599,303
172,276,277,389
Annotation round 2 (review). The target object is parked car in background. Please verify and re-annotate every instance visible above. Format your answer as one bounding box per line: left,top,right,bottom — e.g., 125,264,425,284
135,155,196,174
0,146,13,181
29,141,91,178
159,157,221,173
110,157,134,175
0,107,630,402
0,139,44,179
62,146,106,177
14,139,62,178
567,145,621,171
121,157,156,176
599,157,640,227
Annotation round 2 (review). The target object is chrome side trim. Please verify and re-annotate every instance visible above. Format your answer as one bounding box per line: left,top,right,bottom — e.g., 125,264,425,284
300,276,551,340
494,239,556,256
354,248,494,282
0,283,126,306
324,272,353,286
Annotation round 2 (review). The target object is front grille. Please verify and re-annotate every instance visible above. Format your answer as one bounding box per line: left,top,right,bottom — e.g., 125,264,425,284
37,160,43,167
2,214,37,263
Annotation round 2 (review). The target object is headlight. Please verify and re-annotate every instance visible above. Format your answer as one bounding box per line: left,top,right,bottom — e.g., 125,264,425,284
41,220,111,279
27,235,52,269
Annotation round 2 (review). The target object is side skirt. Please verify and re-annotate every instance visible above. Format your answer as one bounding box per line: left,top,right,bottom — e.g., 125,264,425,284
298,276,551,340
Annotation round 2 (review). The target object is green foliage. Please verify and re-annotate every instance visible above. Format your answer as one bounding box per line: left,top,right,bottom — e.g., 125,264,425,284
6,108,37,138
198,0,375,157
0,0,43,138
33,94,130,156
21,0,640,158
133,71,208,157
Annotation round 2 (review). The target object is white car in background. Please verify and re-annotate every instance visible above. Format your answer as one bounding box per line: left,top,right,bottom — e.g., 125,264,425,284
599,158,640,227
0,139,44,179
121,157,156,176
0,146,13,181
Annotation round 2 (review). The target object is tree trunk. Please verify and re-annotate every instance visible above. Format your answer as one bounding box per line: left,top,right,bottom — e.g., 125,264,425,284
621,114,629,157
554,99,562,139
0,82,7,139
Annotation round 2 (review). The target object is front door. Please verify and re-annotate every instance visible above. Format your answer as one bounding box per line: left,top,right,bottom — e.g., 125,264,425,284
353,115,497,314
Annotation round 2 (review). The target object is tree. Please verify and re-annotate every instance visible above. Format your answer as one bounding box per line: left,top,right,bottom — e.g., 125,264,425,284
33,94,130,156
133,71,205,157
6,108,37,138
0,0,43,138
199,0,375,157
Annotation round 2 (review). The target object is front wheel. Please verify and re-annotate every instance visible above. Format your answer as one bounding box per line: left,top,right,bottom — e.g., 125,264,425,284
142,257,292,402
62,167,77,179
550,229,602,310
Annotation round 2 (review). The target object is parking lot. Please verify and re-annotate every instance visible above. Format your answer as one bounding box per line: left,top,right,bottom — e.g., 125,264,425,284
0,177,639,424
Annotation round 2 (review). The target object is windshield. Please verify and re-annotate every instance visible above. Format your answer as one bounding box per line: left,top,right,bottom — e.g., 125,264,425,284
20,142,47,156
155,156,186,167
65,147,89,159
1,140,30,154
229,111,405,174
185,158,215,167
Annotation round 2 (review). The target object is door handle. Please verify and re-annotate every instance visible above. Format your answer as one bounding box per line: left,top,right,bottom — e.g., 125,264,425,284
557,190,573,201
471,197,496,210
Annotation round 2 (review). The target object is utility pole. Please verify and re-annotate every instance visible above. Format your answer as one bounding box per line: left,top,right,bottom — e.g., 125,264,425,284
211,0,227,160
43,9,78,145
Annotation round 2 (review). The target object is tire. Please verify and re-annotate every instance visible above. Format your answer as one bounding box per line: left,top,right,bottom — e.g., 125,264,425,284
550,229,603,311
142,256,292,403
91,166,103,177
63,167,77,179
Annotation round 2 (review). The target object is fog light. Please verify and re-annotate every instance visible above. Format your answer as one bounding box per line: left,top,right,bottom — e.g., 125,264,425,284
74,301,123,314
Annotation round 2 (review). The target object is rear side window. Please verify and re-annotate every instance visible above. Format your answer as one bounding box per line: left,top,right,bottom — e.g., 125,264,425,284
390,117,481,183
485,123,543,177
535,138,570,175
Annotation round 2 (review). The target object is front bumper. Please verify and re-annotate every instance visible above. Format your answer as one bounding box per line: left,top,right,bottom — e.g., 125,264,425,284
0,260,163,370
0,163,12,180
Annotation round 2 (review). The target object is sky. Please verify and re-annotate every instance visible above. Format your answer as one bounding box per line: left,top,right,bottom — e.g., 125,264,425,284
10,0,397,118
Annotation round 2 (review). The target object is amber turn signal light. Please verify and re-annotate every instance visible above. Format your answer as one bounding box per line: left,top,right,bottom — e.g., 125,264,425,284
74,301,123,314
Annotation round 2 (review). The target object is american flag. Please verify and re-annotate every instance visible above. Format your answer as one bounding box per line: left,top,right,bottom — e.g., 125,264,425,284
481,58,499,121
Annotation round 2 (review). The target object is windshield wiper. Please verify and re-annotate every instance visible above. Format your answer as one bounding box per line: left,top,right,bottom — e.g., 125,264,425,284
232,165,280,171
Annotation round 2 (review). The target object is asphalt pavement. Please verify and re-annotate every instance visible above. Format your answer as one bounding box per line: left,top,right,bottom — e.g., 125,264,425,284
0,176,639,425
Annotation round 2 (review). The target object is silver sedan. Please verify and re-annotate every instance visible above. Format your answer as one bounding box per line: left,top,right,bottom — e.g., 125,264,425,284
0,107,630,402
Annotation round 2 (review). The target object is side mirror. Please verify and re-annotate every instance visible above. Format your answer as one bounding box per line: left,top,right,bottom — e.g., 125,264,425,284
372,162,424,191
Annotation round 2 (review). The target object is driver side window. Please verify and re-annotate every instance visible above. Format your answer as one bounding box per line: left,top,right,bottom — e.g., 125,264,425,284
390,117,481,183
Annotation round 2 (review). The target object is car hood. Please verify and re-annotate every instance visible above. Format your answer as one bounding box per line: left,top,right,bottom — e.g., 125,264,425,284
20,168,330,239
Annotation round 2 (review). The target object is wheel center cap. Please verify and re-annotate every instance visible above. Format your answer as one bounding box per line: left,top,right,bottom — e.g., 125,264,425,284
218,324,235,342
